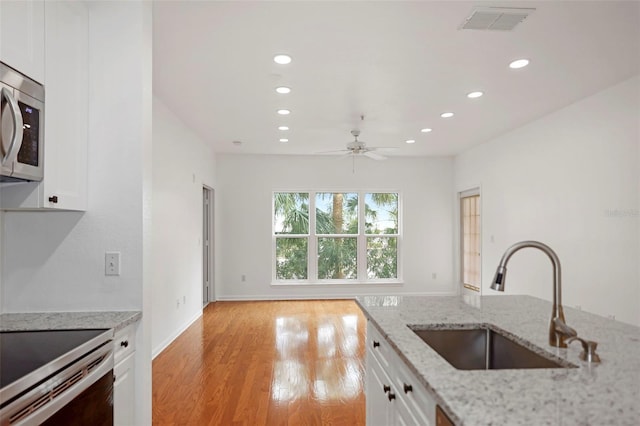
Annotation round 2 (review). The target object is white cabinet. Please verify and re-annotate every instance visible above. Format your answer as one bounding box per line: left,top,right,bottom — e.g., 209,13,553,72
41,0,88,210
114,353,135,425
113,324,136,426
0,0,88,211
366,321,437,426
0,0,45,83
366,349,394,425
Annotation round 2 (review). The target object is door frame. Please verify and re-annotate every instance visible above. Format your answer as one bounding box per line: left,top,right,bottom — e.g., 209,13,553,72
203,186,215,306
458,186,482,296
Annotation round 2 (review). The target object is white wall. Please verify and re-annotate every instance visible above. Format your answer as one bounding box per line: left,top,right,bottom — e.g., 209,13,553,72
151,96,216,357
454,75,640,326
215,154,454,299
1,2,153,423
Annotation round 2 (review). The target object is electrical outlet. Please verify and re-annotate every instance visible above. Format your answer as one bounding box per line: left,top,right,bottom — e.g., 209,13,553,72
105,252,120,276
432,273,437,280
183,295,186,304
241,274,246,282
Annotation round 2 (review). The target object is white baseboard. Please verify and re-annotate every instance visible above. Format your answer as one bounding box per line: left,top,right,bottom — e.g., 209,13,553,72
152,309,202,359
215,291,455,301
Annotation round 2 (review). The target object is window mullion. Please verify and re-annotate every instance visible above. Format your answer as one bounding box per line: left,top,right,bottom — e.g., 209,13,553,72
358,191,367,281
272,235,277,282
308,191,317,282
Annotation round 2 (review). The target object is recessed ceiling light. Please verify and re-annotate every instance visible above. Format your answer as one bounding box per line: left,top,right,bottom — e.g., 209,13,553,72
278,126,289,131
420,128,433,133
509,59,529,69
277,109,290,115
406,139,416,144
279,138,289,143
467,91,484,99
274,54,292,65
440,112,454,118
276,86,291,94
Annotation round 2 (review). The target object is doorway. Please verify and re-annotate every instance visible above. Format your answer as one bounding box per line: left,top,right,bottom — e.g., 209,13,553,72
459,188,481,296
203,186,214,306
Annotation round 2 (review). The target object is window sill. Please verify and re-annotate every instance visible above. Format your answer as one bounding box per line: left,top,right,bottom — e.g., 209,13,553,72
271,281,404,287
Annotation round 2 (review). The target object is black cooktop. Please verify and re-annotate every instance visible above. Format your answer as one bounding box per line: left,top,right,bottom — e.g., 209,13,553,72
0,329,108,388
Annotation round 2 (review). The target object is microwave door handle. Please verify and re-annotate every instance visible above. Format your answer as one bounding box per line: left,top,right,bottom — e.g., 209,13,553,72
1,87,24,166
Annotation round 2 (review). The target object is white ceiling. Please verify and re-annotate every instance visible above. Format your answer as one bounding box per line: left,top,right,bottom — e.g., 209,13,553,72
153,1,640,158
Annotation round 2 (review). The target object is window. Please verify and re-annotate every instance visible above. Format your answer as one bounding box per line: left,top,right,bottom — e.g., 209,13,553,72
273,191,400,283
274,192,309,280
365,193,398,279
316,192,359,279
460,191,481,291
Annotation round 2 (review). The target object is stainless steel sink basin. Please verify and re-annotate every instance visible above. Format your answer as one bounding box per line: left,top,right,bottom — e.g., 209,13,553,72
409,325,574,370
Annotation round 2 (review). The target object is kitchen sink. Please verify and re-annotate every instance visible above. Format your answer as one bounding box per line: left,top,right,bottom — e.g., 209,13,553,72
408,324,574,370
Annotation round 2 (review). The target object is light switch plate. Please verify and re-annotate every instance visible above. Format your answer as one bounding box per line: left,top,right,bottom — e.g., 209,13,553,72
105,252,121,276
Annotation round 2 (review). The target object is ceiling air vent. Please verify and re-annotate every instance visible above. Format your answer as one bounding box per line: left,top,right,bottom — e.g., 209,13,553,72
459,7,535,31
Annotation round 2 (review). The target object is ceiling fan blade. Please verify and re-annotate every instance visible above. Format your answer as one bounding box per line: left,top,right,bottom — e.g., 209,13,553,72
363,151,387,161
370,147,398,153
314,149,350,155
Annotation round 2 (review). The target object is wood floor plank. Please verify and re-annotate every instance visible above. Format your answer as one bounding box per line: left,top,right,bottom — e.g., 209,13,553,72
152,300,366,425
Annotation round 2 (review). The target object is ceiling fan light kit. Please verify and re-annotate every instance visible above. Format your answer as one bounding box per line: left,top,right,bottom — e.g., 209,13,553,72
314,128,397,165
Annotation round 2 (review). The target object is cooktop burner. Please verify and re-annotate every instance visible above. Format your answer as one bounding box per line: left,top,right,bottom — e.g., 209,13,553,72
0,329,108,388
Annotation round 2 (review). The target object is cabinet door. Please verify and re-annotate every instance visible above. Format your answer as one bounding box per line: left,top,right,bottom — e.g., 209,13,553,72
114,352,136,426
42,0,88,210
0,0,45,83
366,349,392,426
394,394,423,426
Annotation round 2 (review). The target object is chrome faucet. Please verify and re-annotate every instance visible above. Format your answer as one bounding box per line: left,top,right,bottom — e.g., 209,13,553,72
491,241,576,348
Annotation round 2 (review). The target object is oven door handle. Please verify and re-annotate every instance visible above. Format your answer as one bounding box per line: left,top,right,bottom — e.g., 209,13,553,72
1,87,24,167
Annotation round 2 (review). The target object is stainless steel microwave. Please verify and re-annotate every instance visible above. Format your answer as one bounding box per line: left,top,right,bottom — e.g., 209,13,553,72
1,61,44,182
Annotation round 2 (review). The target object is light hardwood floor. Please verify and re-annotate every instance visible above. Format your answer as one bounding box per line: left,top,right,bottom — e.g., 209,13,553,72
152,300,367,425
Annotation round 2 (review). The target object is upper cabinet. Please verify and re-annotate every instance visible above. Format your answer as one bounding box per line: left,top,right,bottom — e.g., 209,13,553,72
42,0,88,211
0,0,45,84
0,0,88,211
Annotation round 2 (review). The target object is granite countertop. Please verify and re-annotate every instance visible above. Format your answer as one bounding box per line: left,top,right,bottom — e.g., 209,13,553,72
356,295,640,426
0,311,141,333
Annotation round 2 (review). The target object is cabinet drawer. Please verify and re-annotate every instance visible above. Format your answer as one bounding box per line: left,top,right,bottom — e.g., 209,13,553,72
367,321,394,369
391,350,436,424
114,324,136,364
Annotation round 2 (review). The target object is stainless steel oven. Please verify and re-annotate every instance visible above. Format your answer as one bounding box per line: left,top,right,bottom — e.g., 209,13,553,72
0,329,113,426
1,61,45,182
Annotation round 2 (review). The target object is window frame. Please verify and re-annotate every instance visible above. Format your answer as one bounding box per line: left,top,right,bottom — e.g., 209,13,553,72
272,190,402,285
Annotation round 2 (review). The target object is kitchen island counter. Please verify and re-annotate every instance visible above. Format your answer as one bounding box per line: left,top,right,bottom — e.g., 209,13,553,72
0,311,141,333
356,295,640,425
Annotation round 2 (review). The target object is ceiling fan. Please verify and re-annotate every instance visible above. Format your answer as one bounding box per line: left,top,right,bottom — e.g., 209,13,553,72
317,130,396,160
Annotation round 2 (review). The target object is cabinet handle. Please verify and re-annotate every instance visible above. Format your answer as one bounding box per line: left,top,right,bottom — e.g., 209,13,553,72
383,384,391,394
120,340,129,348
373,340,380,348
387,392,396,401
403,383,413,393
0,87,24,167
48,196,59,203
